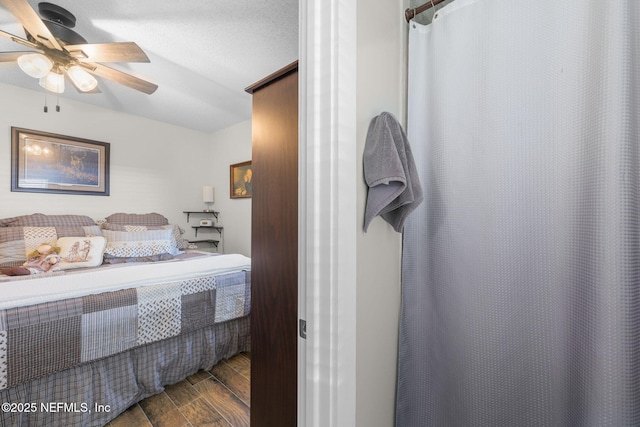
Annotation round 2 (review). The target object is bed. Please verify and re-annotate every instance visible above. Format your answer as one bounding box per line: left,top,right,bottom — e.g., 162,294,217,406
0,213,251,427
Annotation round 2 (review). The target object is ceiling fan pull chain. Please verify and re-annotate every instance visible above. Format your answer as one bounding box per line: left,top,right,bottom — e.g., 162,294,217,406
43,94,48,113
56,96,60,112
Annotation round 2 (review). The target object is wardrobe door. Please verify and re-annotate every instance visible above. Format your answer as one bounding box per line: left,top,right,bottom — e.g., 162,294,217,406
247,61,298,427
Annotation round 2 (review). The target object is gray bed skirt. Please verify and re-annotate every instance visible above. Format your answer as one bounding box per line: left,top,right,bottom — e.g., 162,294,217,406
0,315,250,427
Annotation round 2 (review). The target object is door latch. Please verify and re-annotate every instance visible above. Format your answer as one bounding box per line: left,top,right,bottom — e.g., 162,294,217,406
299,319,307,339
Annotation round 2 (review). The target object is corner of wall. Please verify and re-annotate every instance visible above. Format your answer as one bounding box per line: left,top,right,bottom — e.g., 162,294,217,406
355,0,409,426
207,119,252,256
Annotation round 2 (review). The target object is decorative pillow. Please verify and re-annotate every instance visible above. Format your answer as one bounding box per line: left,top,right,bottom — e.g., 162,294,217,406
57,225,102,238
171,225,191,250
102,253,175,264
104,213,169,226
56,236,107,270
0,213,97,227
101,223,187,253
102,223,154,231
102,229,174,260
0,218,18,227
0,225,101,268
22,226,58,256
0,241,26,268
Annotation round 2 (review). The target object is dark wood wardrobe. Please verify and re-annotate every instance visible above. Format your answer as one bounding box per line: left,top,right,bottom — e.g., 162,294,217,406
245,61,298,426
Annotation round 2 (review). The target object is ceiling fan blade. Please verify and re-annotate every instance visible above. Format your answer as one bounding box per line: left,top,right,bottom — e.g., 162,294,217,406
0,50,31,62
0,29,39,49
86,63,158,95
0,0,62,50
65,42,150,63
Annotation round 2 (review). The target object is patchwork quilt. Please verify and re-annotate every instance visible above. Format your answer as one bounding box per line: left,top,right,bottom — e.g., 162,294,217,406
0,269,250,390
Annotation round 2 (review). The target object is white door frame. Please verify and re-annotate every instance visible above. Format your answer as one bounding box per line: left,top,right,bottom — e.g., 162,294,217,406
298,1,358,426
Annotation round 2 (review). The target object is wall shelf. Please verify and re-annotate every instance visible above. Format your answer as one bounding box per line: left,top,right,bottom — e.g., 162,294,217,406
187,239,219,249
183,211,223,253
191,225,223,238
183,210,219,222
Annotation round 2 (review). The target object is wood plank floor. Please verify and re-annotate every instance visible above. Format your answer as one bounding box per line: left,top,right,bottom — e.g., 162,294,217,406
105,352,250,427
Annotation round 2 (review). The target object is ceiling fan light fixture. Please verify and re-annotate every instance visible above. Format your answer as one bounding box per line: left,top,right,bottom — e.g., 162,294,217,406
66,65,98,92
39,70,65,93
1,1,156,97
17,53,53,78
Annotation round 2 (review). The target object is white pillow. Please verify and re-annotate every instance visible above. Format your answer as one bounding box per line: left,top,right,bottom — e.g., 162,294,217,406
57,236,107,270
102,228,174,258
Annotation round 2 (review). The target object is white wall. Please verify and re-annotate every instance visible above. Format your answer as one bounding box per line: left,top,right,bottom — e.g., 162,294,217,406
0,82,213,229
356,0,407,426
208,119,252,256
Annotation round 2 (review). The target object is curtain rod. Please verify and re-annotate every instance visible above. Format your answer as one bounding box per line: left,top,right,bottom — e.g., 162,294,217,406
405,0,448,22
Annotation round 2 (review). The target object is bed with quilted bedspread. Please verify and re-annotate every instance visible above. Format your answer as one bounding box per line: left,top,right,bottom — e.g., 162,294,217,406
0,213,251,427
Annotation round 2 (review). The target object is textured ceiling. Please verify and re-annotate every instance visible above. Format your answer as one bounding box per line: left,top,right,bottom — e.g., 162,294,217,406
0,0,299,133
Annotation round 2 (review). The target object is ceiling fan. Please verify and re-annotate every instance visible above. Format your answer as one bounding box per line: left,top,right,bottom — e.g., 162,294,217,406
0,0,157,95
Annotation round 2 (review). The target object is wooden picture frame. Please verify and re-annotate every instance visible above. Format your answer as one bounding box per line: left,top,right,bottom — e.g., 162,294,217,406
230,160,252,199
11,127,110,196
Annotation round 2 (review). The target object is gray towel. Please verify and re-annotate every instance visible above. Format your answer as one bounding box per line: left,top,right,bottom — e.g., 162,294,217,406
363,112,423,232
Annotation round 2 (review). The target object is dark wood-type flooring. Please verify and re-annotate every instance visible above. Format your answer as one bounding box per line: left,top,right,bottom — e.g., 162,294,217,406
105,352,250,427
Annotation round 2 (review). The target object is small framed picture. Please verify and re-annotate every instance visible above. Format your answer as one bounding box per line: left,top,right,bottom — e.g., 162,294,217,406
11,127,110,196
230,160,252,199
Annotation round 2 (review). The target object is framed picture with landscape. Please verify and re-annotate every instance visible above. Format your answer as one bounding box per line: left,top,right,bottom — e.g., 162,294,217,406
230,160,252,199
11,127,110,196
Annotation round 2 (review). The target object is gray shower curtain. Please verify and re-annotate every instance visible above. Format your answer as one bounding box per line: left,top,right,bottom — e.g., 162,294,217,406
397,0,640,425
